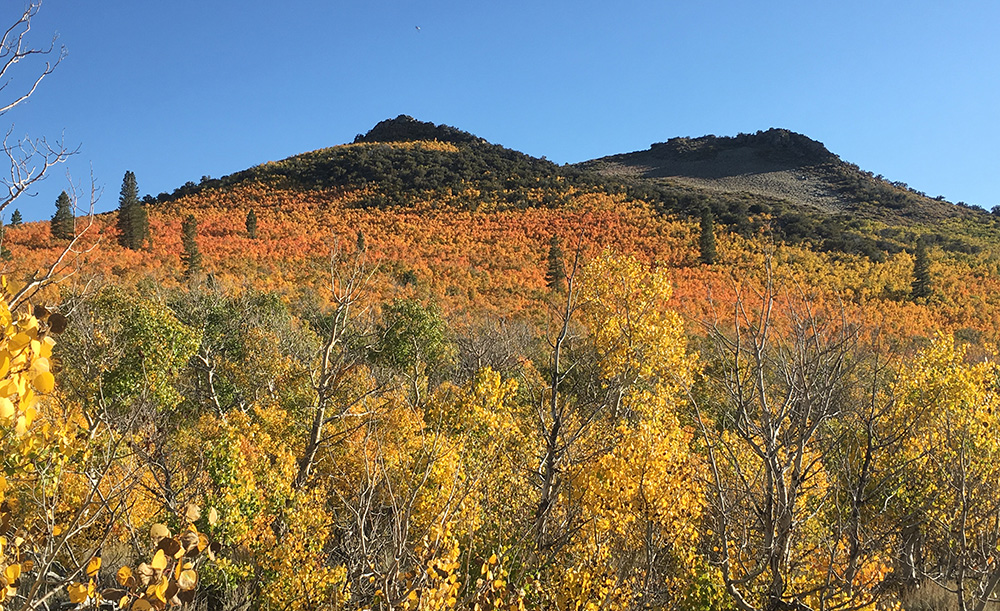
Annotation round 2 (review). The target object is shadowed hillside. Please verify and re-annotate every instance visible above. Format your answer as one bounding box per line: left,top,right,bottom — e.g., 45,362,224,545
580,128,978,224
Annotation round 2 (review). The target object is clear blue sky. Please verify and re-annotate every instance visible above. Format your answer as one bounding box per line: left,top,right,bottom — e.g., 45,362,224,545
8,0,1000,221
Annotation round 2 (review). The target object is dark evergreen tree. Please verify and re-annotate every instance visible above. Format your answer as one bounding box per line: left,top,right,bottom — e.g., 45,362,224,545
116,170,137,247
356,230,366,253
181,214,202,278
50,191,75,240
699,208,717,265
544,236,566,291
911,238,932,299
117,171,149,249
9,209,21,227
245,208,258,239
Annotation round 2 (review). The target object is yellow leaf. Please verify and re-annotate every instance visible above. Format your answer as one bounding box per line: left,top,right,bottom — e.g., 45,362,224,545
150,576,169,602
41,336,56,357
86,556,101,577
0,380,16,398
117,566,132,586
150,549,167,571
207,507,219,526
32,371,54,393
29,356,49,376
8,333,29,353
67,582,89,604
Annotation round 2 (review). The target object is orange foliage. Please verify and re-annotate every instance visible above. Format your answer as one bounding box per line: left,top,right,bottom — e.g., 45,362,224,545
6,183,1000,346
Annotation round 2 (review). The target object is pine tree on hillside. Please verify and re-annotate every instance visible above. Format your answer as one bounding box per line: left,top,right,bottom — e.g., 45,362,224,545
181,214,202,278
50,191,75,240
911,238,932,300
245,208,258,239
356,230,366,254
116,170,137,247
117,171,150,249
9,209,21,227
545,236,566,291
699,208,717,265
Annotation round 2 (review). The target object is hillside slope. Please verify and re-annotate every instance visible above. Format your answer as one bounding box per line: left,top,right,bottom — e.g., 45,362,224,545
159,116,595,210
580,128,978,224
151,119,990,263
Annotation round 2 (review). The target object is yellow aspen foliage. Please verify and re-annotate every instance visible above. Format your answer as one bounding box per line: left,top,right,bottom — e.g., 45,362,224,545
424,368,535,536
0,289,75,611
78,505,220,609
404,528,462,611
531,252,708,610
337,140,461,154
0,284,221,610
190,407,351,610
258,487,350,611
894,333,1000,607
578,251,694,389
194,407,299,546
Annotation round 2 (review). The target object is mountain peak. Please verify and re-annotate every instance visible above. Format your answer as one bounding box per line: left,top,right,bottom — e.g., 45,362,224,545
648,128,836,165
354,115,486,146
581,127,972,225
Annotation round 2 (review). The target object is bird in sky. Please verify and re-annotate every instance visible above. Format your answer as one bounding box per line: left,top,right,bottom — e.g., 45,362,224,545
415,26,420,32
